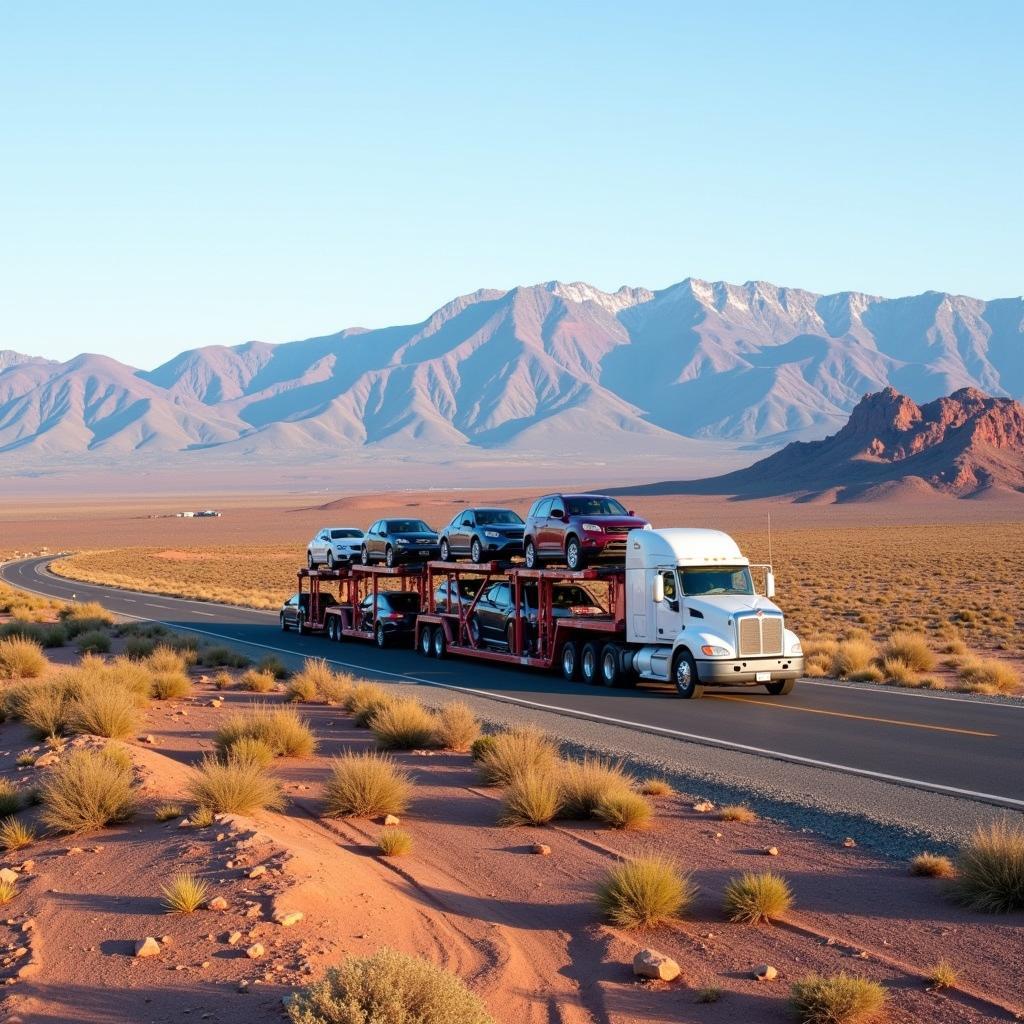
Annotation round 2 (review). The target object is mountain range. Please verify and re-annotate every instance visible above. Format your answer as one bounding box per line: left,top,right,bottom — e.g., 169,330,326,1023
2,279,1023,471
616,387,1024,502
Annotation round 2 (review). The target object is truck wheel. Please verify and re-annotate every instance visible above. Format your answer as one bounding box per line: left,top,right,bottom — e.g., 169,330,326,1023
432,626,447,659
419,626,434,657
766,679,795,696
306,551,315,569
600,644,624,687
360,546,369,566
440,538,451,562
580,642,600,685
561,641,580,681
524,540,539,569
375,621,388,649
672,650,704,699
326,618,336,642
385,546,395,568
565,536,584,571
280,613,289,632
297,617,306,636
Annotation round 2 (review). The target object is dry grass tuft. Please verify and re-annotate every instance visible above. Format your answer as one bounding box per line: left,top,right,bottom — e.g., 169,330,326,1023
213,670,234,691
790,972,887,1024
719,804,757,823
75,629,111,654
186,755,284,815
957,658,1020,694
883,631,936,672
147,646,188,674
377,829,413,857
910,852,955,878
430,702,480,752
39,748,137,833
370,697,436,750
928,960,958,990
477,727,559,787
0,637,48,680
189,805,215,827
954,819,1024,912
240,669,277,693
215,707,317,759
595,791,653,830
225,735,276,768
155,803,183,822
286,659,351,704
0,816,36,851
150,670,192,700
71,684,139,739
348,684,396,728
724,870,793,923
0,880,16,906
500,772,562,826
597,856,694,929
324,752,412,819
831,637,877,678
162,871,210,914
558,756,634,819
802,638,838,677
470,735,497,761
639,777,673,796
0,781,20,817
880,656,916,684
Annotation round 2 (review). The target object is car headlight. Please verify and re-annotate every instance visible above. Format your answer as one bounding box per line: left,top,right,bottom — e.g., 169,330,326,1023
483,530,500,539
701,645,730,657
581,523,602,532
395,537,409,544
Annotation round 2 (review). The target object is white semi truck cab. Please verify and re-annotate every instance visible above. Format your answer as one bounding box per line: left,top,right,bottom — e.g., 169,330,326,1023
622,527,803,698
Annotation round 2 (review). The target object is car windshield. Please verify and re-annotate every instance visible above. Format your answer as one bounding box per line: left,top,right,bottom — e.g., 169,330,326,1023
520,584,598,609
384,593,420,612
564,496,628,516
475,509,523,525
679,566,754,596
329,529,362,539
387,520,432,534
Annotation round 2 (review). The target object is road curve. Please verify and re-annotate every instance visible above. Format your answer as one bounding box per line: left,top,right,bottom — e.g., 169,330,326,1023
5,556,1024,812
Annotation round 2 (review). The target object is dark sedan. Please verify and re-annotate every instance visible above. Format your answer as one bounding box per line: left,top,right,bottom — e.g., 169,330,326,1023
470,580,604,651
358,590,421,647
280,591,337,634
439,507,525,563
360,519,440,567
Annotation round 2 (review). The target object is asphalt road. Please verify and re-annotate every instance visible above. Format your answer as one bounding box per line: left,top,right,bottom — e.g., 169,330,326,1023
5,556,1024,813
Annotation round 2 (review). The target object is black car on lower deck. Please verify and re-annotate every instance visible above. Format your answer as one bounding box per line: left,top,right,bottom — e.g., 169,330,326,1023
360,519,440,567
358,590,421,647
280,591,337,633
469,580,604,650
438,507,525,563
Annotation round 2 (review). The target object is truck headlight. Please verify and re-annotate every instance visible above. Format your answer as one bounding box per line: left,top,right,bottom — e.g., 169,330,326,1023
484,530,500,539
701,645,729,657
581,523,601,532
790,640,803,655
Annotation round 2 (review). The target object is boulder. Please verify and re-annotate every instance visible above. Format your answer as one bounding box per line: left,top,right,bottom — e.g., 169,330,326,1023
134,937,161,958
247,865,267,879
383,814,401,826
764,846,780,857
753,963,778,982
0,869,19,885
530,844,552,856
632,949,681,982
207,896,229,911
275,911,304,928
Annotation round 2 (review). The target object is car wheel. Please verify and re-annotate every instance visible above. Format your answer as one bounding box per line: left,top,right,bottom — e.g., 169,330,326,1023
419,626,434,657
580,642,600,685
280,613,289,632
766,679,795,696
470,538,482,564
600,644,622,687
326,552,336,570
561,640,580,681
306,551,315,570
672,649,704,699
432,626,447,659
375,621,387,649
524,540,539,569
385,546,395,568
565,536,584,571
505,622,517,654
440,538,451,562
360,546,369,566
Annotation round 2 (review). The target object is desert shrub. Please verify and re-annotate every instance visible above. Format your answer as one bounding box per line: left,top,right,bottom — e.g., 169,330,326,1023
155,802,183,822
162,871,209,913
954,819,1024,912
71,684,139,739
60,601,113,626
324,752,412,819
285,947,494,1024
831,638,877,678
0,880,16,905
76,629,111,654
15,753,35,768
256,654,290,679
940,635,968,656
639,777,673,796
724,871,793,923
595,791,652,830
318,671,355,706
880,656,915,684
883,631,936,672
847,667,884,683
719,804,757,823
198,645,249,668
186,755,284,815
123,636,156,660
802,638,838,677
100,744,132,772
20,681,75,738
78,655,152,705
929,960,958,989
286,673,320,703
287,659,344,703
597,856,694,929
0,637,48,680
696,987,723,1003
39,748,137,832
910,852,955,878
225,735,276,768
558,756,634,819
790,973,887,1024
214,707,316,758
500,772,562,826
957,658,1020,694
0,621,66,648
147,645,188,674
348,683,395,728
0,782,22,817
150,669,192,700
370,697,436,750
430,702,480,752
0,816,35,851
190,805,215,827
241,669,277,693
470,735,497,761
477,727,559,787
377,829,413,857
213,670,234,690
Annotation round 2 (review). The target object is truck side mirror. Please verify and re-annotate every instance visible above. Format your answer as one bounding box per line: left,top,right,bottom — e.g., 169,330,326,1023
765,571,776,598
653,575,664,603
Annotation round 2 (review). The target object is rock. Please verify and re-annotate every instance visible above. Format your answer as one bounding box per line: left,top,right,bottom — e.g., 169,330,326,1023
19,861,34,873
0,869,18,885
226,931,242,945
383,814,401,826
160,935,174,945
16,959,40,978
754,964,778,982
530,844,551,856
237,980,250,993
764,847,780,857
178,819,192,829
20,919,35,934
34,753,60,767
692,800,714,813
65,847,84,856
633,949,681,982
248,865,267,879
207,896,229,911
275,911,303,928
843,837,857,848
139,735,155,745
209,700,222,708
134,937,161,958
246,943,265,959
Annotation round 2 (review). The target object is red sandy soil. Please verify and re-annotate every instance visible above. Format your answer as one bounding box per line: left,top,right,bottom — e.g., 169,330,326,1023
0,644,1020,1024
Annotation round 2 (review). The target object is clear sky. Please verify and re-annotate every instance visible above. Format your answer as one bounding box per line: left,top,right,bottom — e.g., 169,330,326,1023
2,1,1021,368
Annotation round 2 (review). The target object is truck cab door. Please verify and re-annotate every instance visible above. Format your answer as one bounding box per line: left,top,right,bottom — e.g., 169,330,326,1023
654,570,682,641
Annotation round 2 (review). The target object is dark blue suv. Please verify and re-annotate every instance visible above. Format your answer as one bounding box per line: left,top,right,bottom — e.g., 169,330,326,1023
438,507,525,563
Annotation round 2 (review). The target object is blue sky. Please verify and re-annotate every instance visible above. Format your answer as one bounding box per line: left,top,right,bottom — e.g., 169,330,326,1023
2,1,1021,368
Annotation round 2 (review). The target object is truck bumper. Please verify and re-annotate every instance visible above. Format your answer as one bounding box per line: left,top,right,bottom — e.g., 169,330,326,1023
695,656,804,685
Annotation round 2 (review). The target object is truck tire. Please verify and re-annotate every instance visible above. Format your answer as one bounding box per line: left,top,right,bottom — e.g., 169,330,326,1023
385,545,395,568
565,536,584,571
471,538,483,564
600,643,625,687
524,540,539,569
432,626,447,659
306,551,315,569
671,649,704,699
561,641,580,681
580,642,600,685
297,617,306,636
375,621,388,649
326,617,337,642
419,626,434,657
766,679,795,696
440,538,451,562
280,613,289,632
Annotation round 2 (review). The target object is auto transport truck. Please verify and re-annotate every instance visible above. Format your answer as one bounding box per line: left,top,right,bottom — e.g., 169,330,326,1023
291,527,804,698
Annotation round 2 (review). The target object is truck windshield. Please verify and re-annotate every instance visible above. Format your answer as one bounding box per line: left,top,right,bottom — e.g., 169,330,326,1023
679,566,754,596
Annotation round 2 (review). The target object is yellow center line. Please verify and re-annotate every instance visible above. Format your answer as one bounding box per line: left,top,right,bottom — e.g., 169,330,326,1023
706,695,997,738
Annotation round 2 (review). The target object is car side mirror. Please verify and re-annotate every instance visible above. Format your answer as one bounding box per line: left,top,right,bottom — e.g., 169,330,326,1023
628,509,635,517
653,576,664,603
765,571,776,599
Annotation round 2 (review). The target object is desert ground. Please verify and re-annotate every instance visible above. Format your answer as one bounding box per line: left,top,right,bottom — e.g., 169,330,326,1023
0,588,1021,1023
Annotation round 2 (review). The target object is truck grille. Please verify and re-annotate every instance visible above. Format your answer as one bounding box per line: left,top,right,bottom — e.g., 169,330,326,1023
737,614,784,656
